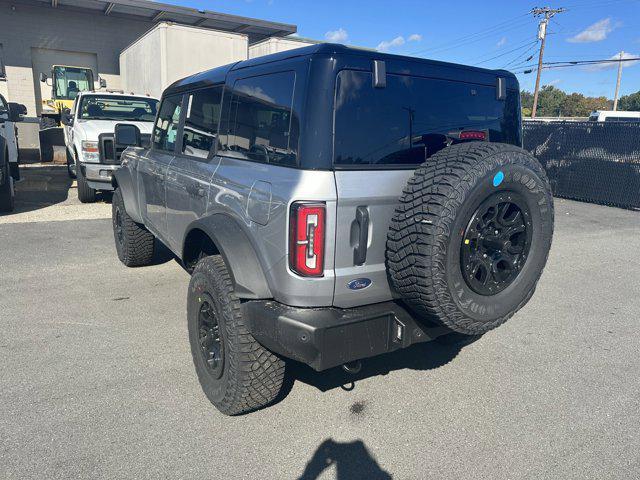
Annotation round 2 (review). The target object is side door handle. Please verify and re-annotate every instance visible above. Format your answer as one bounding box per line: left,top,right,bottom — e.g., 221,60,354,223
353,206,369,266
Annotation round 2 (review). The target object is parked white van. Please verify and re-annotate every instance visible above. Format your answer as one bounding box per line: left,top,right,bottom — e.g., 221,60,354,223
588,110,640,122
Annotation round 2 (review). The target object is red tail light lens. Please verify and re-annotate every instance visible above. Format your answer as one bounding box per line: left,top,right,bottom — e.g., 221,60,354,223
459,130,487,141
289,202,325,277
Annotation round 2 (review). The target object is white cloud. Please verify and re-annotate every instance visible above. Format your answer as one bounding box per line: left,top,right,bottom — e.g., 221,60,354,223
546,79,562,86
568,18,614,43
585,51,639,71
497,36,507,47
377,36,406,52
325,28,348,43
408,33,422,42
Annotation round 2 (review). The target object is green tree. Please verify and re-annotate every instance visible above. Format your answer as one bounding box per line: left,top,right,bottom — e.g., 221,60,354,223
618,91,640,111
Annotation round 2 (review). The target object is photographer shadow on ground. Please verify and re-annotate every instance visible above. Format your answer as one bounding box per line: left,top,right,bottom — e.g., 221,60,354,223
297,438,392,480
283,332,481,394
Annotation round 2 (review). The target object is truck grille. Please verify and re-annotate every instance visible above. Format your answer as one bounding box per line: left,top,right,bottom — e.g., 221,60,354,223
98,133,151,164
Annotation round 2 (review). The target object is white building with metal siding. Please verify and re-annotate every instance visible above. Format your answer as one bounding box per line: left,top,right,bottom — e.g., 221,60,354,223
0,0,296,149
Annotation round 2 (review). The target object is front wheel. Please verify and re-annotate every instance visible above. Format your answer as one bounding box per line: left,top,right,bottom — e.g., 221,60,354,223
76,160,96,203
387,142,554,336
66,149,76,179
112,188,154,267
0,168,14,213
188,256,286,415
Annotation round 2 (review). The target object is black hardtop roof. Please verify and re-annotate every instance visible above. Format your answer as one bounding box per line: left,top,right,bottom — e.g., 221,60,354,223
164,43,515,96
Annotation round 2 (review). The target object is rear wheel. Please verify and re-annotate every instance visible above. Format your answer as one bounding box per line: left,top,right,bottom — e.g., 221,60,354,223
188,255,286,415
112,188,154,267
76,159,96,203
387,142,554,336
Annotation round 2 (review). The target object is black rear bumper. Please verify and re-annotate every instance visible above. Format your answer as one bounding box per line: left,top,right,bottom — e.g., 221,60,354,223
243,300,453,371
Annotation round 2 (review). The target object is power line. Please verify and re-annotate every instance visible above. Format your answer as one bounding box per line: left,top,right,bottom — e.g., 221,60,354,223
502,42,540,69
409,13,531,56
473,39,539,66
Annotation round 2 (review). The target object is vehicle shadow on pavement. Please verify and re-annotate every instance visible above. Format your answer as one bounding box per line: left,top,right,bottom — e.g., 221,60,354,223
9,165,74,215
284,333,480,394
297,438,392,480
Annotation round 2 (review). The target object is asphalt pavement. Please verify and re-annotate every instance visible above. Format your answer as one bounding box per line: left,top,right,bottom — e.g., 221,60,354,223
1,166,639,479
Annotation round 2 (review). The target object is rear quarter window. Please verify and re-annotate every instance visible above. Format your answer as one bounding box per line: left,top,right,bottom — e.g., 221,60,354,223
220,71,299,167
333,70,519,167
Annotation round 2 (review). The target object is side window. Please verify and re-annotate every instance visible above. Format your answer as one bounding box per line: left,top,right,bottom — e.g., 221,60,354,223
182,86,223,159
221,71,298,166
152,95,183,152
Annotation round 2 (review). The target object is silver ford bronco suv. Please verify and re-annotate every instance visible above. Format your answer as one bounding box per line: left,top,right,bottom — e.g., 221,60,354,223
111,44,554,415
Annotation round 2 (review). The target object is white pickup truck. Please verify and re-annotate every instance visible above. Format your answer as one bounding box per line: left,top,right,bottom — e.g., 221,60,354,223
0,94,26,212
62,91,159,203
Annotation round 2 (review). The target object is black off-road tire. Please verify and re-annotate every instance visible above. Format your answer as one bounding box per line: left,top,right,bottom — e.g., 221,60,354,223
387,142,554,336
112,188,154,267
188,255,286,415
0,147,14,213
66,149,76,179
76,159,96,203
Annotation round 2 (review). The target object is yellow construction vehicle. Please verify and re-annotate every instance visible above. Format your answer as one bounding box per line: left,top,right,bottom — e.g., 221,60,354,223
38,65,105,161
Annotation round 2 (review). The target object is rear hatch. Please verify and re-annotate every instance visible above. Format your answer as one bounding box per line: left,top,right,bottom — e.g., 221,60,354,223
331,68,521,308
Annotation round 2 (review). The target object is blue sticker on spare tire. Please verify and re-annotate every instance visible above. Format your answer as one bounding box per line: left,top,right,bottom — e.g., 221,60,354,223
493,171,505,187
347,278,372,290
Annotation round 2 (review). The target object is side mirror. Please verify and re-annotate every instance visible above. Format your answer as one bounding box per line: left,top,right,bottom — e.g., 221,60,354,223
115,123,141,148
60,108,73,126
40,72,47,83
8,103,27,122
99,77,107,88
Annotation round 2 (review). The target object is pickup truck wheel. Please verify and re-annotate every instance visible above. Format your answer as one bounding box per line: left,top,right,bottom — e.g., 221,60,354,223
66,149,76,179
188,255,286,415
76,160,96,203
387,142,554,336
112,188,154,267
0,156,15,213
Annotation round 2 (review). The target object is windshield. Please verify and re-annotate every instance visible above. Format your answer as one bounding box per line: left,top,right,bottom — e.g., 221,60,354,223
79,96,159,122
54,66,93,101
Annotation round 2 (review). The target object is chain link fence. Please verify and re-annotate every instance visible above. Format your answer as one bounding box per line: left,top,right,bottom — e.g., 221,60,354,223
522,121,640,209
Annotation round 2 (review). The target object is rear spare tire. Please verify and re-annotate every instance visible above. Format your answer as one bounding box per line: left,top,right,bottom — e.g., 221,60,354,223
387,142,554,335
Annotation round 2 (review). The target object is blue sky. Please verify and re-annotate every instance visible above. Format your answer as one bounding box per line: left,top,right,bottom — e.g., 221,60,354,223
171,0,640,98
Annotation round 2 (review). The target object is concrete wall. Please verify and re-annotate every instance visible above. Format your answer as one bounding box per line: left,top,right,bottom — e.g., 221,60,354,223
249,37,317,59
120,23,249,99
0,0,154,117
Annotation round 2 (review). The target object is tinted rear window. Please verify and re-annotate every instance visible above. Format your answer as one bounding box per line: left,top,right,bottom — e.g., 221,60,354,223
334,70,519,167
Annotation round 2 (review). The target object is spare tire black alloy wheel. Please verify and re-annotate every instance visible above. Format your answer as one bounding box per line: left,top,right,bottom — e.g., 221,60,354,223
461,191,532,296
387,142,554,336
197,296,224,379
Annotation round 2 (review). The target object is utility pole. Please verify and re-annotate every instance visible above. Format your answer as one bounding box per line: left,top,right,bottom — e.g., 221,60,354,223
531,7,565,118
613,51,624,111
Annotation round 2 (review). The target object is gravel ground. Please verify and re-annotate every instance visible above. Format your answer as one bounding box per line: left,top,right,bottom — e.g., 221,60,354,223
1,166,639,479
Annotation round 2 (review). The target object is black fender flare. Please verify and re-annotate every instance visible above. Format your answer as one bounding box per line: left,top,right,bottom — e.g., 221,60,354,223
184,214,272,300
112,166,143,223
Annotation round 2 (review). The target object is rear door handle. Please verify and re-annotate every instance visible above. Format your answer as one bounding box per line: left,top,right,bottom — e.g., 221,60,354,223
353,206,369,266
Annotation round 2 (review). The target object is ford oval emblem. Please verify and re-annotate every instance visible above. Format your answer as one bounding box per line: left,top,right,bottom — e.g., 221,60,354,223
347,278,372,290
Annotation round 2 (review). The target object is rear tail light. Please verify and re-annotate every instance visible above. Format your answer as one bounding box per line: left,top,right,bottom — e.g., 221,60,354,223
459,130,487,141
289,202,325,277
